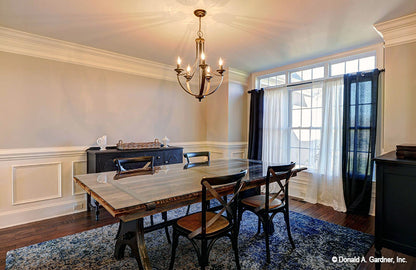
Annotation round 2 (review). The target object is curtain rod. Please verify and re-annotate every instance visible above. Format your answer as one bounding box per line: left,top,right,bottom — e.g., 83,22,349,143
248,88,264,93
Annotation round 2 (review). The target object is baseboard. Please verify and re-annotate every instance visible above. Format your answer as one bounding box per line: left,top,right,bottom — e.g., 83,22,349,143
0,197,86,229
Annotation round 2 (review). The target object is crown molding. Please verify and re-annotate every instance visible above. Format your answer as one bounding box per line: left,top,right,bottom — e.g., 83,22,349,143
228,68,249,85
374,12,416,47
0,26,177,82
0,27,250,84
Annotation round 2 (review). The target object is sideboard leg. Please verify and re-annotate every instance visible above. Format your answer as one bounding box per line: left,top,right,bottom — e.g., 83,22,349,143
375,246,382,270
86,194,91,211
94,200,100,221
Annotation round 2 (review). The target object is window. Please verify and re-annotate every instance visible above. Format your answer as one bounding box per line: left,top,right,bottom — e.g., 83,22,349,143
257,51,376,89
289,85,323,169
330,55,375,77
347,79,374,176
259,74,286,88
289,66,324,83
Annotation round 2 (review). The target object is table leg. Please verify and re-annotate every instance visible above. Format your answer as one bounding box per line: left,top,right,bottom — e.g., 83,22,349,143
114,219,151,270
136,218,151,270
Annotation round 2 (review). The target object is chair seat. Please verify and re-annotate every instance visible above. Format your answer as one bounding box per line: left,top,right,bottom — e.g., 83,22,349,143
241,195,282,209
176,211,229,234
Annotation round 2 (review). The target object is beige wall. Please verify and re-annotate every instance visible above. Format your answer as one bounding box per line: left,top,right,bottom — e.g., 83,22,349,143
0,52,207,148
204,71,248,143
228,82,248,142
204,81,229,142
383,41,416,152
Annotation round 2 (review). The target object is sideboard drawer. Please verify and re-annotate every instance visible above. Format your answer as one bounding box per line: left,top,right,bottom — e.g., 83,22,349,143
162,149,183,165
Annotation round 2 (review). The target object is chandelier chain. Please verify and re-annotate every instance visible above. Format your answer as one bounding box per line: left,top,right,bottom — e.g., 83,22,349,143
198,17,203,38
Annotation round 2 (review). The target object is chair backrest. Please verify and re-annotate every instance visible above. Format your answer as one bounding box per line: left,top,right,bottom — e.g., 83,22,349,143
263,162,296,212
184,151,210,164
188,169,247,239
113,156,154,179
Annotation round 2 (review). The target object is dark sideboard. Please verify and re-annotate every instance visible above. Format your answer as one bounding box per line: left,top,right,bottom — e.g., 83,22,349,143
86,146,183,219
87,146,183,173
374,151,416,267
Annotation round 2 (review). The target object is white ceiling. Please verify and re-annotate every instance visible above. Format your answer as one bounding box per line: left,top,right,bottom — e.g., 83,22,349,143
1,0,416,73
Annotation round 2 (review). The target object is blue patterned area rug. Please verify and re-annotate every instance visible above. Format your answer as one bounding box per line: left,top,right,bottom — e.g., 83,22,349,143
6,207,373,270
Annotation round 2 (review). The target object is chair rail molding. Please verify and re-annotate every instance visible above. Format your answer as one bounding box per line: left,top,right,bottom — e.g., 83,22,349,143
374,12,416,47
0,146,87,161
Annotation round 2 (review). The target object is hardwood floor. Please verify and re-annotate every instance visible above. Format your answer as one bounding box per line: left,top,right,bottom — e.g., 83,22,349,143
1,198,414,269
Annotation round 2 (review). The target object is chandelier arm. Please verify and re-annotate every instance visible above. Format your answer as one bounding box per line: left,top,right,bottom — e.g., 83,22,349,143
177,76,198,97
191,59,199,77
199,73,206,97
204,81,211,95
186,80,195,95
204,76,224,97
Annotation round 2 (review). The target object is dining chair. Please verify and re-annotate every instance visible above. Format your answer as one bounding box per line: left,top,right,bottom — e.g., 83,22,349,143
183,151,211,215
183,151,210,169
169,170,247,270
113,156,171,244
114,156,154,175
238,162,296,264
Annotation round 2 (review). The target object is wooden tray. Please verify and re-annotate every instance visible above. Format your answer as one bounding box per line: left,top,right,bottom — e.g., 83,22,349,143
116,140,161,150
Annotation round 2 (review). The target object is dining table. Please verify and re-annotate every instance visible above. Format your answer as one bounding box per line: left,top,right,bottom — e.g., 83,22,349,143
73,158,305,269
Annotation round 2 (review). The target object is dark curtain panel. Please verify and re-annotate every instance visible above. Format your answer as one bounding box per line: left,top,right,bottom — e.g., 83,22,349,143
247,89,264,160
342,69,380,215
243,89,265,202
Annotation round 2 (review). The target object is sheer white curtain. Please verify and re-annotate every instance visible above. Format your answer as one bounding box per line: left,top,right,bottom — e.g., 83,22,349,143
262,86,290,164
262,87,290,194
262,78,346,212
304,78,346,212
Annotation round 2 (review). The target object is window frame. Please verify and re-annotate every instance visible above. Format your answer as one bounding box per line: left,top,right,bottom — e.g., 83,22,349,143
328,51,376,78
256,50,377,89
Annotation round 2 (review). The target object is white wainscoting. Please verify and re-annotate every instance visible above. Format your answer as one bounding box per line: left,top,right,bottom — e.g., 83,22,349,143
71,160,87,196
0,146,87,228
0,142,376,228
12,162,62,205
0,142,248,228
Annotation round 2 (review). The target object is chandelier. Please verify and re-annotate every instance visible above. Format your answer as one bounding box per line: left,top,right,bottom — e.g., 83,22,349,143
174,9,225,102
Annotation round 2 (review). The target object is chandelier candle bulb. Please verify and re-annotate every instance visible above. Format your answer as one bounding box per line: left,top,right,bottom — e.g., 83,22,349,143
177,57,181,68
219,58,223,70
201,52,206,64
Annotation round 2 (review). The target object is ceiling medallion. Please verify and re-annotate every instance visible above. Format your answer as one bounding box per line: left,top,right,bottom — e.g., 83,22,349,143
174,9,225,102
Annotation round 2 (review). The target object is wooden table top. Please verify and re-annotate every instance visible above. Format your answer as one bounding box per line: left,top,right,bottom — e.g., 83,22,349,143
74,159,282,222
